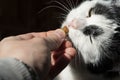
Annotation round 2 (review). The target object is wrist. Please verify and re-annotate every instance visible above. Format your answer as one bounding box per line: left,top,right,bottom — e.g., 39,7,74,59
0,58,35,80
14,58,40,80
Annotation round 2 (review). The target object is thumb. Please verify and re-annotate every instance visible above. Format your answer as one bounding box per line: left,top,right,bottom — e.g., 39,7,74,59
45,29,66,50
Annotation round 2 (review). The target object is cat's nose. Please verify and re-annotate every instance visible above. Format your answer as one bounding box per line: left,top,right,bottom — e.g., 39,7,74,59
68,19,86,29
68,19,77,28
83,25,104,37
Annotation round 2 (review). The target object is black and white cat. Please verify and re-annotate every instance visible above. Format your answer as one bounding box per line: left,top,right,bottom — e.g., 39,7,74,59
54,0,120,80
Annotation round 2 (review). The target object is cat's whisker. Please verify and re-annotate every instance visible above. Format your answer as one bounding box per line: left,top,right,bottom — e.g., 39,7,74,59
59,13,67,17
66,0,74,9
57,16,66,20
75,0,79,7
71,0,76,8
59,0,72,11
38,5,69,14
90,35,93,44
56,13,67,20
49,0,71,12
48,0,71,10
56,16,66,20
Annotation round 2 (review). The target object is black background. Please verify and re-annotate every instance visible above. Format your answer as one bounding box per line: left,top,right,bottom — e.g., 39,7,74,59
0,0,82,40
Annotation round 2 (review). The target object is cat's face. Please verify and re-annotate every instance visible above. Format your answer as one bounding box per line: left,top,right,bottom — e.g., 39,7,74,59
62,0,120,73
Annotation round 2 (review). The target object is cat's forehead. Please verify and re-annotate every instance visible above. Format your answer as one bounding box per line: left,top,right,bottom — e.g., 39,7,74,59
66,1,94,22
66,0,112,22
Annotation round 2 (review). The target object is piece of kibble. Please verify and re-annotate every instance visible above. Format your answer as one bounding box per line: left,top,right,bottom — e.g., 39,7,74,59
61,26,69,35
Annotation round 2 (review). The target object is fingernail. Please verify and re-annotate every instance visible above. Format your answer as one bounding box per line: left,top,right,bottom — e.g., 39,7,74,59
54,29,66,40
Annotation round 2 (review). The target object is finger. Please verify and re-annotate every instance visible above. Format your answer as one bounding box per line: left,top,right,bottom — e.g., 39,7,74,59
64,48,76,60
52,41,73,61
15,31,53,40
51,50,64,65
26,30,62,38
30,31,53,38
55,40,73,51
64,40,73,48
45,29,66,50
19,29,66,50
49,48,76,79
16,33,34,40
1,36,17,42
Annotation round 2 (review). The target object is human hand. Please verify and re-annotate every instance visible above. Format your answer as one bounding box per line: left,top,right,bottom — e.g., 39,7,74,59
0,29,76,80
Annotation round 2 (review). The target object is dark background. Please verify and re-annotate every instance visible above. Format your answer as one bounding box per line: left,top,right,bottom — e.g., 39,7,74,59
0,0,82,40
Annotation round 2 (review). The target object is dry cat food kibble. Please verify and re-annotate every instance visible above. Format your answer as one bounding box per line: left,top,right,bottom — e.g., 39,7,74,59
61,26,69,35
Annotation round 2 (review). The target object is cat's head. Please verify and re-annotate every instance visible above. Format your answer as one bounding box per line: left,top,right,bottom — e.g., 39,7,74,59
62,0,120,73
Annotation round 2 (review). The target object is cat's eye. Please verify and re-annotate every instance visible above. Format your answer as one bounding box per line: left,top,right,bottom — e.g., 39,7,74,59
87,8,93,17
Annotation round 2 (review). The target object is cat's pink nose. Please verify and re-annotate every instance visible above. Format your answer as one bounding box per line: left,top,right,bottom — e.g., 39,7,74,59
68,19,77,29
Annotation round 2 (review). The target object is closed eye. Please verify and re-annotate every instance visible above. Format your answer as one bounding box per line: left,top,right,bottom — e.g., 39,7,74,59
87,8,93,17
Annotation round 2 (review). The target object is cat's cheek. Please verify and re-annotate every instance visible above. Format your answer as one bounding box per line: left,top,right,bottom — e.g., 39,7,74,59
68,28,80,40
68,28,83,51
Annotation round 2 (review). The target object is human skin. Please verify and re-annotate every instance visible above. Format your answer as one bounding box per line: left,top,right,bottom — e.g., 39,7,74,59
0,29,76,80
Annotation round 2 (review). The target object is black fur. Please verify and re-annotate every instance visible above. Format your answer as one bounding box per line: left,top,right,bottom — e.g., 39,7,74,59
85,2,120,77
83,25,104,37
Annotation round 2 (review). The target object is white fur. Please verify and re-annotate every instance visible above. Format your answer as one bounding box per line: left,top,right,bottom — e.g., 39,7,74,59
54,0,120,80
62,0,116,64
